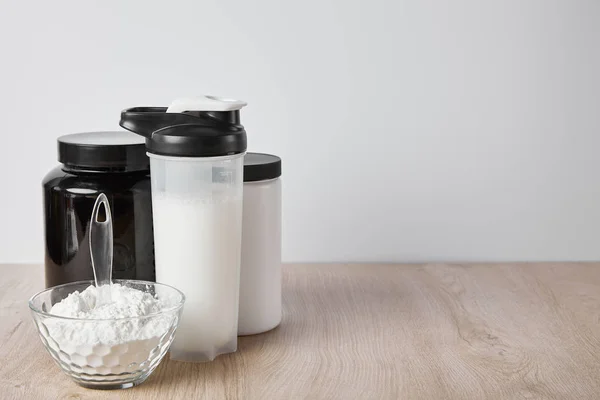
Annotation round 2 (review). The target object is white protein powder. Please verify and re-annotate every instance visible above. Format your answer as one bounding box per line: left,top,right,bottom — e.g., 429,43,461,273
45,284,173,375
152,193,242,361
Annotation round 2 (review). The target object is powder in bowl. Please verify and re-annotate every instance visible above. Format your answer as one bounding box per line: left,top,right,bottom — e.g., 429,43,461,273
44,284,177,376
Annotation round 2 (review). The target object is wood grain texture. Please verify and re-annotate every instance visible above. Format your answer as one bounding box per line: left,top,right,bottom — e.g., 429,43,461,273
1,263,600,399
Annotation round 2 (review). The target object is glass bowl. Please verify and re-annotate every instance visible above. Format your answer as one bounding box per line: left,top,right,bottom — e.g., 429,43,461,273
29,280,185,390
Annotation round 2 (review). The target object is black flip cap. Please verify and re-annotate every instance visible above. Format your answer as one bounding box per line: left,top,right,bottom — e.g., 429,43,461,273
119,107,247,157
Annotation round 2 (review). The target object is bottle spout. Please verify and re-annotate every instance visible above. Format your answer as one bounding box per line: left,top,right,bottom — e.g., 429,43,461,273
119,107,192,138
166,95,247,113
120,96,247,138
166,96,247,124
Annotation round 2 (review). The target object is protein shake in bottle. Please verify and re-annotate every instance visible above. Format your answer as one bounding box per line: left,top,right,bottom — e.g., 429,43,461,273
120,96,247,362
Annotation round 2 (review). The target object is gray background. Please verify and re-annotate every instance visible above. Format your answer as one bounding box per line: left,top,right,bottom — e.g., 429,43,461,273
1,0,599,263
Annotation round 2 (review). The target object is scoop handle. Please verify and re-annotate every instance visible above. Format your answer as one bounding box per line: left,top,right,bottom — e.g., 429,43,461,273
89,193,113,302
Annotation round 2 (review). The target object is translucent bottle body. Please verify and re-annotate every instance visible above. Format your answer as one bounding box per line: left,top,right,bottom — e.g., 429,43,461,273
149,153,244,362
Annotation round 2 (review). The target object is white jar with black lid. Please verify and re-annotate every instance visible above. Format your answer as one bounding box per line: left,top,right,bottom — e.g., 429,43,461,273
239,153,282,335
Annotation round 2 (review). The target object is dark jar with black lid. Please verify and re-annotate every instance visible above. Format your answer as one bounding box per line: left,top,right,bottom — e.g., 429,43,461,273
43,131,155,288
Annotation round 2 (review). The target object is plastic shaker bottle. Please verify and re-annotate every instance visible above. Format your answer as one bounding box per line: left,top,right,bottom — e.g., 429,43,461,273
120,96,247,362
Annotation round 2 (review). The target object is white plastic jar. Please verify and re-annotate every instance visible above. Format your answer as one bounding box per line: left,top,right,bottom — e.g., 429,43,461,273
239,153,282,335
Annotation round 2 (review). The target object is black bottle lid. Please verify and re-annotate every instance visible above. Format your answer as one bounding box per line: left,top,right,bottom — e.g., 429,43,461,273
57,131,149,172
119,96,248,158
244,153,282,182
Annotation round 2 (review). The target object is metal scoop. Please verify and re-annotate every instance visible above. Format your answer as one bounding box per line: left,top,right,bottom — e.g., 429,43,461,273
90,193,113,305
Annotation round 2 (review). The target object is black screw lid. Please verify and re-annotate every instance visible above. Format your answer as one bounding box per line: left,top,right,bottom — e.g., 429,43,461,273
244,153,282,182
119,105,247,157
57,131,149,172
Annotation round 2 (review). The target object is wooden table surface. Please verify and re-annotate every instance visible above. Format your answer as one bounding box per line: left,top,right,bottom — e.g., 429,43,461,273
1,263,600,399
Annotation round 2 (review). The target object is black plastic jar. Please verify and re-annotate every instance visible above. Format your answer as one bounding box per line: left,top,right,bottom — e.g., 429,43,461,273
43,131,155,288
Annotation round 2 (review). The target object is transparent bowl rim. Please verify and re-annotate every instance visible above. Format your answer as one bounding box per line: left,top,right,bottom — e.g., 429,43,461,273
28,279,186,322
